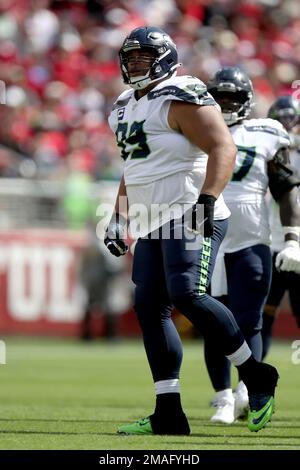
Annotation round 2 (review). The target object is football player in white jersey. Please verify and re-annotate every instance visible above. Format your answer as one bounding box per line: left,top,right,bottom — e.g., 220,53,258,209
204,68,300,425
262,96,300,359
105,27,279,435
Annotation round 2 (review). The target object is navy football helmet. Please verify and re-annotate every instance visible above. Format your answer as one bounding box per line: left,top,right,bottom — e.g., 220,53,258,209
119,26,179,90
268,95,299,131
207,67,254,125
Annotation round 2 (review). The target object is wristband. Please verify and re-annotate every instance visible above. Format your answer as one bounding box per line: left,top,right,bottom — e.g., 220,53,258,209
197,194,217,205
283,226,300,243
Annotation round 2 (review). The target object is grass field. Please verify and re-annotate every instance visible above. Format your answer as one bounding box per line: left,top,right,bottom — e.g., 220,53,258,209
0,337,299,450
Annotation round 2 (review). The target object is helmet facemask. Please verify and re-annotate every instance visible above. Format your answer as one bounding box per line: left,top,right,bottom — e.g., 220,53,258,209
207,67,254,126
119,28,180,90
120,47,179,90
210,89,253,126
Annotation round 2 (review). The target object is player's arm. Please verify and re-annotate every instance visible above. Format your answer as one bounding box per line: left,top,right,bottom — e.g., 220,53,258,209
267,148,300,273
169,101,236,236
169,101,237,198
104,174,129,257
114,174,128,215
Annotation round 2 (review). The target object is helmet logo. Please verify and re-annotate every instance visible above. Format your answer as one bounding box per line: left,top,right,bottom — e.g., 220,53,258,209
147,32,163,40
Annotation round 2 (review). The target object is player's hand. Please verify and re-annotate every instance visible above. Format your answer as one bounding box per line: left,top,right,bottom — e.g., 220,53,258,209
188,194,216,238
104,213,129,257
275,241,300,274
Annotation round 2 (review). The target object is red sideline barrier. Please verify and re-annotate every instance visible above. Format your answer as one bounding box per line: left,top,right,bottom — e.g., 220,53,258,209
0,229,299,339
273,305,300,340
0,229,89,336
273,313,299,339
0,229,141,337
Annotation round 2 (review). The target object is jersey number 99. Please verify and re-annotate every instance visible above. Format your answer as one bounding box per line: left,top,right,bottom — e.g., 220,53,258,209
116,120,150,160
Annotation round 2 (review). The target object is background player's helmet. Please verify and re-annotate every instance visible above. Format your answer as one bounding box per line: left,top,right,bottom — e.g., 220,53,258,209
267,95,299,131
207,67,254,126
119,26,179,90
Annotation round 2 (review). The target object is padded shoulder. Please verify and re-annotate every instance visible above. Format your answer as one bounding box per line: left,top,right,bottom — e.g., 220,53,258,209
244,118,290,141
111,89,133,110
148,75,216,106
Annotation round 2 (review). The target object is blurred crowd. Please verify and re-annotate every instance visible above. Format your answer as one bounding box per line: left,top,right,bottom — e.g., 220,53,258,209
0,0,299,181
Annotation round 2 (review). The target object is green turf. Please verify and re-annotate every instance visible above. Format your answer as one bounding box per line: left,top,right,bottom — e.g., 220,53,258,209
0,337,299,450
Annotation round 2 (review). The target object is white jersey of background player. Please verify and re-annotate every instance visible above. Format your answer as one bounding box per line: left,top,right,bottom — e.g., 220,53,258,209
108,74,230,238
222,117,290,253
207,70,300,295
204,68,300,427
211,117,290,295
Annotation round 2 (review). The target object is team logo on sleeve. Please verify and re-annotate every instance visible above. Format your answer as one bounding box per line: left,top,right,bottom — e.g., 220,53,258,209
117,108,125,120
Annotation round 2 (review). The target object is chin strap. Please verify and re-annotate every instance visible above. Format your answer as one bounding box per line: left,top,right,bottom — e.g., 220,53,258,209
128,65,181,90
222,111,239,126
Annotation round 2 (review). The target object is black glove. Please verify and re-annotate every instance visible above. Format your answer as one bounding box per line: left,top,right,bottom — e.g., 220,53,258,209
190,193,216,238
104,213,129,257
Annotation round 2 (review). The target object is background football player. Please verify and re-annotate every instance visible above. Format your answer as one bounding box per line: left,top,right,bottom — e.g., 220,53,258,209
204,68,300,424
262,96,300,359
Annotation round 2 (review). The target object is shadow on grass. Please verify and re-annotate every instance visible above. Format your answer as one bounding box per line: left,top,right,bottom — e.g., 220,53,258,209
0,430,117,436
191,432,300,440
1,429,298,448
188,416,300,429
169,439,300,448
0,418,120,424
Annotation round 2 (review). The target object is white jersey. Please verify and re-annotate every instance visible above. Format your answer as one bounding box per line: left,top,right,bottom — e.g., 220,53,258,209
108,75,230,236
211,118,290,296
220,118,290,253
